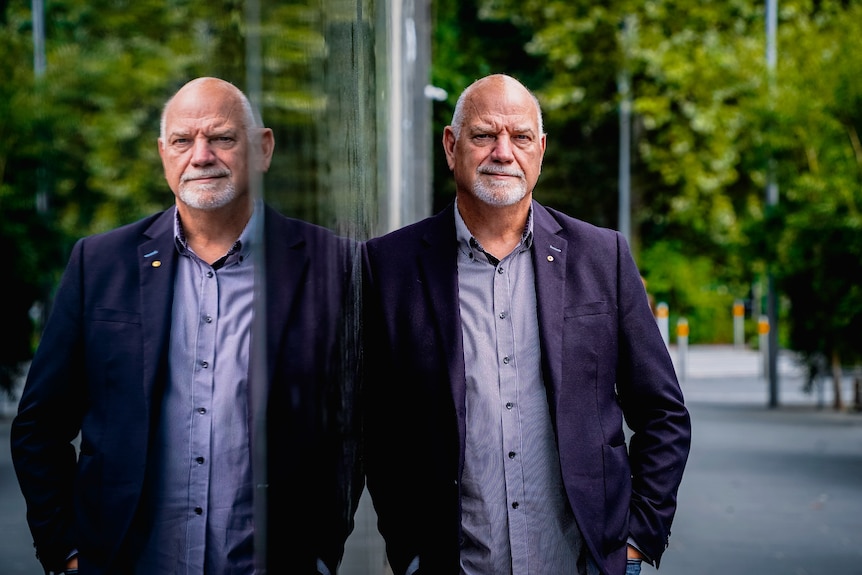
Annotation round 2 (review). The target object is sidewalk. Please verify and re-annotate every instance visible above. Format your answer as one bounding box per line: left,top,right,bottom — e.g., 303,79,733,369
670,344,858,409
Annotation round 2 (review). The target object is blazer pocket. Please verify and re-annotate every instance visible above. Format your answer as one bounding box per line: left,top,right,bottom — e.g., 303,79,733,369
564,300,610,319
92,307,141,325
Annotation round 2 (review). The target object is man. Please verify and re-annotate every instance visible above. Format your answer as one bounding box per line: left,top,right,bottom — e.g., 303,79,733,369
362,74,691,575
11,77,361,574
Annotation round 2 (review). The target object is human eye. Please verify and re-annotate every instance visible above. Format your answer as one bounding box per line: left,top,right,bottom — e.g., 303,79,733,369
212,135,236,148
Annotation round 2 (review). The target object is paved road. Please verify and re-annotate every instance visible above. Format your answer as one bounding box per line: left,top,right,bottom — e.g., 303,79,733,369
3,346,861,574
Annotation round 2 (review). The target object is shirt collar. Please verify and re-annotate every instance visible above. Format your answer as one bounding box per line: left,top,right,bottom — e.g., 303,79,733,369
454,198,534,264
173,204,257,269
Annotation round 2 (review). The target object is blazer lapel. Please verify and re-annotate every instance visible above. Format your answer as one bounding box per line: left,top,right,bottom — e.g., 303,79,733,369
531,202,568,396
417,206,468,456
263,206,308,383
138,207,180,415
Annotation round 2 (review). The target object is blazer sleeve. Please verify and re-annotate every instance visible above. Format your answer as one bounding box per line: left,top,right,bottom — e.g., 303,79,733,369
10,238,88,573
615,233,692,566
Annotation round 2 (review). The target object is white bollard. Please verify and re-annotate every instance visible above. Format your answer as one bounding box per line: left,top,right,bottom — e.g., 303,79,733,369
733,299,745,348
758,315,770,380
656,302,670,347
676,317,689,383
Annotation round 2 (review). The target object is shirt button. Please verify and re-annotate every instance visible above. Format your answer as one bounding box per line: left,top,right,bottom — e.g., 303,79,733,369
506,402,513,409
196,456,205,464
497,267,504,274
200,360,208,368
194,507,203,515
499,311,507,319
503,356,510,364
512,501,519,509
197,407,207,414
204,315,213,323
206,271,214,278
508,451,516,459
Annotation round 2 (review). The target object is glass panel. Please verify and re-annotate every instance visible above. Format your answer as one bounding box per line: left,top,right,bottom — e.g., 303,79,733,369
247,1,400,573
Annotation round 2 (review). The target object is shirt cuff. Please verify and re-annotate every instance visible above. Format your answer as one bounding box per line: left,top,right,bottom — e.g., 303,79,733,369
405,556,420,575
627,537,654,566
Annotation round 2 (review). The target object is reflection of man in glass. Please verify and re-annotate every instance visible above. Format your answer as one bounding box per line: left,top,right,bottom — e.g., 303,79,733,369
11,77,361,575
362,74,691,575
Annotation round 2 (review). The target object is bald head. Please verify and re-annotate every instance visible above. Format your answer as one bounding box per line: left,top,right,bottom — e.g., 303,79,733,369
450,74,544,141
160,77,258,142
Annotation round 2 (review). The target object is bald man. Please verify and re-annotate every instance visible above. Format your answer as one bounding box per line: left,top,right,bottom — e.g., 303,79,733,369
362,74,691,575
12,77,361,575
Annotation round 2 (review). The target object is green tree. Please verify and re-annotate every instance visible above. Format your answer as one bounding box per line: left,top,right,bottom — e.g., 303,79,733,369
0,0,373,395
752,0,862,408
433,1,862,405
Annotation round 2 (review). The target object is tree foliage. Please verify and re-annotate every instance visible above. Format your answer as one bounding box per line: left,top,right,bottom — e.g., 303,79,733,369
3,0,862,408
435,1,862,373
0,0,371,394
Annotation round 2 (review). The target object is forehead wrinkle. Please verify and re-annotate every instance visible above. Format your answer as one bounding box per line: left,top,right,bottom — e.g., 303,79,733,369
166,103,242,138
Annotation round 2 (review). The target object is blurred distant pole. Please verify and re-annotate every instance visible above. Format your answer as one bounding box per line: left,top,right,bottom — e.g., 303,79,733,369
617,15,636,245
33,0,48,215
32,0,45,76
765,0,779,408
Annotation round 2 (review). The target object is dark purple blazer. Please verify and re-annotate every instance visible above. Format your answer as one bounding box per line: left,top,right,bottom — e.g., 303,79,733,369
362,200,691,575
11,204,362,574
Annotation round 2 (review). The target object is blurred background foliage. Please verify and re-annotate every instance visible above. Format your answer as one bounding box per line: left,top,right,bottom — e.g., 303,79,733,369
431,0,862,380
2,0,861,397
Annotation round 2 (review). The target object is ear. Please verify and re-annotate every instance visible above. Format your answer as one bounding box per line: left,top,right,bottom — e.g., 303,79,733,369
257,128,275,172
157,138,169,173
442,126,457,171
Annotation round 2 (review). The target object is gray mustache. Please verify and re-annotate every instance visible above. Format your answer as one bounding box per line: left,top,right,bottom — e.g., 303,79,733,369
181,169,230,182
477,166,524,178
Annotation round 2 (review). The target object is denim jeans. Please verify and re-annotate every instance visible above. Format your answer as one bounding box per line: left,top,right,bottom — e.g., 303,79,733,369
626,559,642,575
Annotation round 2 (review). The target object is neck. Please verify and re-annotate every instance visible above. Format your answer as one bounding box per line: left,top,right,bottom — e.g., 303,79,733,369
177,199,253,265
456,193,530,260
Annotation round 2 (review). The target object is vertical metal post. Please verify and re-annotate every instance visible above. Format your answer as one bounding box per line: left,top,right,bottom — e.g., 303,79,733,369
765,0,779,408
617,15,634,244
33,0,48,215
32,0,46,76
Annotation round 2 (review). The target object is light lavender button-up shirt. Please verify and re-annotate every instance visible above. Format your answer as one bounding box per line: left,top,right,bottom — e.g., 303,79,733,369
136,207,256,574
454,202,586,575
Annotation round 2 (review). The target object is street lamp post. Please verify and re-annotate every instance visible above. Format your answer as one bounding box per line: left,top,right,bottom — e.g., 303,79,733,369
765,0,779,408
617,15,636,245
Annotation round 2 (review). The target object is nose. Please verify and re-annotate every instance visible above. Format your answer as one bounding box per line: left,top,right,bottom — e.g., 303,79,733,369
190,137,216,166
490,134,515,162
